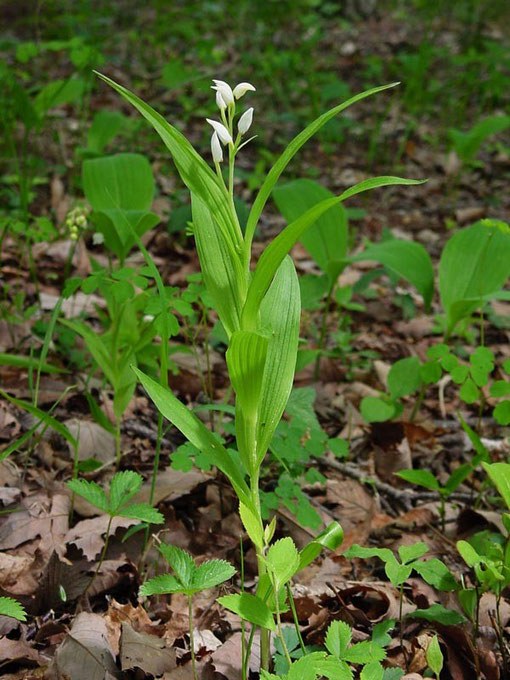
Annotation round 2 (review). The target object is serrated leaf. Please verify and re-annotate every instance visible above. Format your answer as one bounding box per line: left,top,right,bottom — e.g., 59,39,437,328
191,559,236,591
409,604,466,626
325,619,352,658
343,641,386,664
398,542,428,565
413,559,459,591
109,470,143,511
118,503,164,524
0,596,27,621
159,544,195,589
217,593,276,631
361,662,384,680
139,574,184,596
67,478,109,512
395,469,439,491
266,537,300,591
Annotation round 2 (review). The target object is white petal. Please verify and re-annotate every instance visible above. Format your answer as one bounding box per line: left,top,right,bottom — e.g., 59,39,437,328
212,79,234,105
238,107,254,135
211,132,223,163
215,90,227,110
233,82,256,99
206,119,232,144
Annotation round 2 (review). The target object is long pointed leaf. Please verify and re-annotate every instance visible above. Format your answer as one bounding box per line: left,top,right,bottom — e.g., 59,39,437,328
133,367,254,513
245,82,399,246
242,176,425,328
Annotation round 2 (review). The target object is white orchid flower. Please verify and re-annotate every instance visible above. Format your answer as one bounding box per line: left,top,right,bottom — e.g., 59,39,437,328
238,107,254,135
233,82,256,99
206,118,232,145
211,132,223,163
215,90,227,110
212,79,234,106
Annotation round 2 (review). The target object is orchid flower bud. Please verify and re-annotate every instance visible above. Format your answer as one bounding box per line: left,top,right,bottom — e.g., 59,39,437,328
233,82,256,99
211,132,223,163
215,90,227,110
212,79,234,106
238,107,254,135
206,118,232,145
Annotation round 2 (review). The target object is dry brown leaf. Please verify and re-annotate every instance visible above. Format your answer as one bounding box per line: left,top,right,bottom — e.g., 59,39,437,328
120,621,176,673
65,515,137,560
51,612,118,680
0,552,36,594
0,637,43,667
138,466,211,506
64,418,116,464
0,493,69,559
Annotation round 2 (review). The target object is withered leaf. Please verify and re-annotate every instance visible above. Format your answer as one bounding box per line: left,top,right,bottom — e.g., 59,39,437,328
120,621,176,674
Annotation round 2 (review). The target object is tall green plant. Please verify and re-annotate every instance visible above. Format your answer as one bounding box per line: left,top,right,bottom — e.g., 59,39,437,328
98,72,422,672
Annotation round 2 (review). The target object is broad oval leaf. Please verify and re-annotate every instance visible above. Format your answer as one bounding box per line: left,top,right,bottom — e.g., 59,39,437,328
217,593,276,632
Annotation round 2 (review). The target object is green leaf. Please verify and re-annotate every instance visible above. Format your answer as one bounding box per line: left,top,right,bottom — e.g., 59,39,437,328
245,82,400,246
239,502,264,551
192,559,236,591
325,619,352,658
0,389,78,449
242,177,425,329
395,469,439,491
133,367,254,514
343,545,395,564
494,400,510,425
256,257,301,463
343,641,386,664
159,544,195,589
426,635,443,677
409,604,466,626
109,470,143,511
456,540,482,568
419,360,442,384
118,503,164,524
59,319,116,387
298,521,344,571
459,378,479,404
0,353,65,374
0,596,27,621
387,357,422,399
482,462,510,510
217,593,276,632
490,381,510,397
139,574,184,596
360,397,395,423
449,115,510,162
398,542,428,565
273,178,348,282
350,240,434,310
413,559,459,591
67,478,109,512
266,537,300,590
439,220,510,336
361,662,384,680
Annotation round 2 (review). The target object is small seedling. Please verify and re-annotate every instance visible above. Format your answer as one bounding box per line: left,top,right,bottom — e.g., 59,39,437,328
140,544,236,680
0,596,27,621
68,470,164,595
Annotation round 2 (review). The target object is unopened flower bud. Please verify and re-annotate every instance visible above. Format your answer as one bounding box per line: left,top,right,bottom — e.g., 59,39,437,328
233,82,256,99
211,132,223,163
238,107,254,135
212,79,234,106
215,90,227,110
206,118,232,144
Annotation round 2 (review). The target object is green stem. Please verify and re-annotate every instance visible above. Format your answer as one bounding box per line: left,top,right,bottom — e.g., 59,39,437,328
250,476,270,672
272,575,292,667
314,285,334,380
286,583,306,654
83,514,113,597
410,383,426,422
188,594,198,680
115,417,122,470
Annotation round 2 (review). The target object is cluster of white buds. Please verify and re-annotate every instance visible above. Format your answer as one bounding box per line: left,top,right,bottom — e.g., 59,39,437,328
65,206,88,241
206,79,256,167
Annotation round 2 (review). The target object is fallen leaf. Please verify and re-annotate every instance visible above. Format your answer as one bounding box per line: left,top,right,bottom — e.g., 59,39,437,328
51,612,118,680
65,418,116,464
65,515,137,560
120,621,176,673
